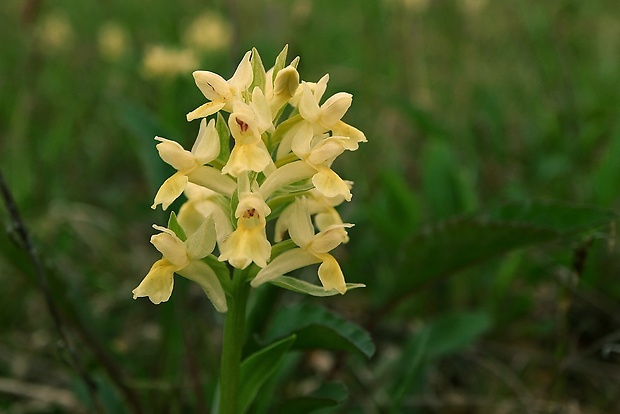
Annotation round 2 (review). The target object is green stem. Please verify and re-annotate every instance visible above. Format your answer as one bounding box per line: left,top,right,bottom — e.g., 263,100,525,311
219,269,251,414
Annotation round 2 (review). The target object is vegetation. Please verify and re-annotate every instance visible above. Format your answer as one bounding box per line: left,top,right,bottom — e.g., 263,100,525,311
1,0,619,412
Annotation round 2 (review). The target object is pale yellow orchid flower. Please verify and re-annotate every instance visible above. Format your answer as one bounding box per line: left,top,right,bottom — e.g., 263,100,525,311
218,175,272,269
251,198,352,294
274,187,351,243
264,64,300,116
289,74,330,108
221,96,274,177
276,77,361,159
152,118,235,210
285,124,354,201
298,82,352,132
177,183,233,249
186,50,253,121
132,218,227,311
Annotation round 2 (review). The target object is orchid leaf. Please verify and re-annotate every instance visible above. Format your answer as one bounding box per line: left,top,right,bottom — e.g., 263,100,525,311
265,304,375,359
392,202,616,299
278,382,348,413
269,275,365,297
239,334,296,414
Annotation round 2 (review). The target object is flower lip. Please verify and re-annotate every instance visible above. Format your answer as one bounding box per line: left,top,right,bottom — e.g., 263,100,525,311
236,117,249,133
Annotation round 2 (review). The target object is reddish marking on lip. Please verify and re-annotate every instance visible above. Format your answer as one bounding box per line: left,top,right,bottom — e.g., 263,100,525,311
243,208,256,219
236,117,249,133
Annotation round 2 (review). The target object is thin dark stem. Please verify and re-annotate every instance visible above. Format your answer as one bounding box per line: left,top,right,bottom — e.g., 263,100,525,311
0,168,102,412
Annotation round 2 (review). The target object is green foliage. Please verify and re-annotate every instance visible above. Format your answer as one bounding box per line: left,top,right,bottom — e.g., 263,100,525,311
249,48,267,95
387,202,615,300
216,112,232,165
265,304,375,359
1,0,620,412
167,211,186,240
390,312,493,412
278,382,348,414
238,334,297,414
269,275,365,297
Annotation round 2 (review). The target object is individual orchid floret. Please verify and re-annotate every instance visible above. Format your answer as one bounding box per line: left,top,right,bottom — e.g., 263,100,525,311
152,118,236,210
275,186,351,243
298,82,352,133
186,50,253,121
218,175,272,269
289,74,329,108
288,125,353,201
265,64,300,116
252,197,352,294
221,100,274,177
177,183,232,249
133,217,227,311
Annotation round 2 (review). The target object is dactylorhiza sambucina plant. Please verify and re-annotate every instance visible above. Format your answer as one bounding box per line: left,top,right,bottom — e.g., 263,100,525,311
132,46,366,413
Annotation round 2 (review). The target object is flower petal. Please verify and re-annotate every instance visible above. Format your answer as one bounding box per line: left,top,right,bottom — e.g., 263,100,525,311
187,166,236,196
218,225,271,269
186,101,226,121
250,87,274,133
259,160,315,199
222,142,272,177
298,82,321,123
307,137,347,166
251,248,321,287
314,74,329,102
193,70,230,101
155,137,195,171
178,261,228,312
288,198,315,247
317,253,347,294
291,122,314,159
150,230,188,267
320,92,352,128
309,223,353,254
273,65,300,99
228,50,253,93
152,172,189,210
191,118,220,163
312,167,352,201
132,259,176,304
331,120,367,147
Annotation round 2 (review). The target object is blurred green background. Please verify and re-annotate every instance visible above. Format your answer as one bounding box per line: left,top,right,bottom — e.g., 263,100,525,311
1,0,620,412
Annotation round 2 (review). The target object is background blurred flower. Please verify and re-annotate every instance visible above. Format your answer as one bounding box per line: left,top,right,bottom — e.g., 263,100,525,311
36,11,74,53
141,45,199,79
182,11,232,54
98,22,130,62
458,0,487,16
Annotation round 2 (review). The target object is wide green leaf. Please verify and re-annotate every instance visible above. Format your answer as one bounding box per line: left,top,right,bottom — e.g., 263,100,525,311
239,334,297,414
392,202,616,298
391,311,492,412
269,275,365,297
264,304,375,359
414,311,492,360
278,382,348,414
